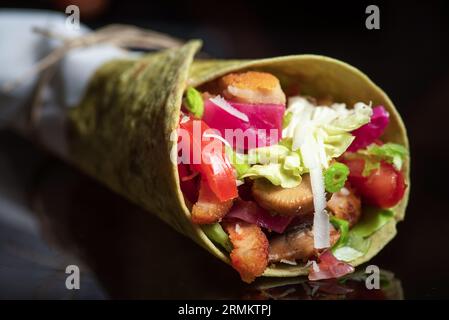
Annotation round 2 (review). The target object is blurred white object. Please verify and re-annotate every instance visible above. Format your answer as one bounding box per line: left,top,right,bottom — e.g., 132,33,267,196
0,9,128,126
62,45,128,107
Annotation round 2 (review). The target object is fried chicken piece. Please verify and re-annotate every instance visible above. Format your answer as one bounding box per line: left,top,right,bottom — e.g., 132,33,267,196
218,71,286,105
191,178,233,224
327,185,361,227
223,220,269,283
268,223,340,263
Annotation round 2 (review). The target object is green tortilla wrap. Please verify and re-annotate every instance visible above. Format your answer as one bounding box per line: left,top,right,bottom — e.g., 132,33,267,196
68,40,410,278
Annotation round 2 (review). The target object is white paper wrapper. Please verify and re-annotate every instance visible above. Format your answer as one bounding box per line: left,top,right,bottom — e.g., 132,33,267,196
0,9,133,157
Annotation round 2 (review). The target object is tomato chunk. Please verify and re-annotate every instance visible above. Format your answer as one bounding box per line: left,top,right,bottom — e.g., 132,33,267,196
344,159,406,208
178,116,238,202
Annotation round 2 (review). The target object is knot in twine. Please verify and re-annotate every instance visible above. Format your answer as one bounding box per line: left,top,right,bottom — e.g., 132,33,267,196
1,24,184,132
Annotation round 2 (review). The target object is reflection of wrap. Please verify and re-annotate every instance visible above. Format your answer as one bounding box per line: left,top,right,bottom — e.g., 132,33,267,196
68,41,410,277
248,269,403,299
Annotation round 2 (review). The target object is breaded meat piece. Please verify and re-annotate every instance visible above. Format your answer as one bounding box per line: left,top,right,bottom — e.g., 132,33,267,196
268,224,340,263
223,220,269,283
192,178,234,224
327,185,361,227
219,71,286,105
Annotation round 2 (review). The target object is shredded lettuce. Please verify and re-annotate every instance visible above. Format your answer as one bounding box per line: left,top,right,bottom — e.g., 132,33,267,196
361,157,382,177
330,216,349,249
247,145,291,164
332,207,395,262
283,97,372,169
356,143,408,176
225,147,250,178
226,144,305,188
202,223,233,252
344,142,408,176
351,207,395,238
333,233,371,262
282,97,372,249
242,163,303,188
237,144,306,188
227,98,372,191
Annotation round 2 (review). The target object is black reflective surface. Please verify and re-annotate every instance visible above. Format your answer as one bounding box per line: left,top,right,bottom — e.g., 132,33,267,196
0,132,246,299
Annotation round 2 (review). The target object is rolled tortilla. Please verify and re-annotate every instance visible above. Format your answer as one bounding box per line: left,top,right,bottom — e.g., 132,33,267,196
68,40,410,277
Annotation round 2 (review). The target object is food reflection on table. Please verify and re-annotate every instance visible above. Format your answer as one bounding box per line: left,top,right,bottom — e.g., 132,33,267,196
245,269,402,300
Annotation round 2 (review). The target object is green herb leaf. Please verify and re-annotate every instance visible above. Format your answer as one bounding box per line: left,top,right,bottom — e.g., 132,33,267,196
184,87,204,118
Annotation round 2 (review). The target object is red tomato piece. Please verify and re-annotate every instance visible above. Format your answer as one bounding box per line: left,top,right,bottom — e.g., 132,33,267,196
178,117,238,202
343,158,406,208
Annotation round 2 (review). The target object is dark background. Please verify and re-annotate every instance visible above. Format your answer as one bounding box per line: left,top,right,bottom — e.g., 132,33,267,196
0,0,448,299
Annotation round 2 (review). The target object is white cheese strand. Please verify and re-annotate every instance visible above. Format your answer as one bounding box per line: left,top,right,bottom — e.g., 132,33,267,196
284,96,373,250
310,167,330,249
299,134,330,249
